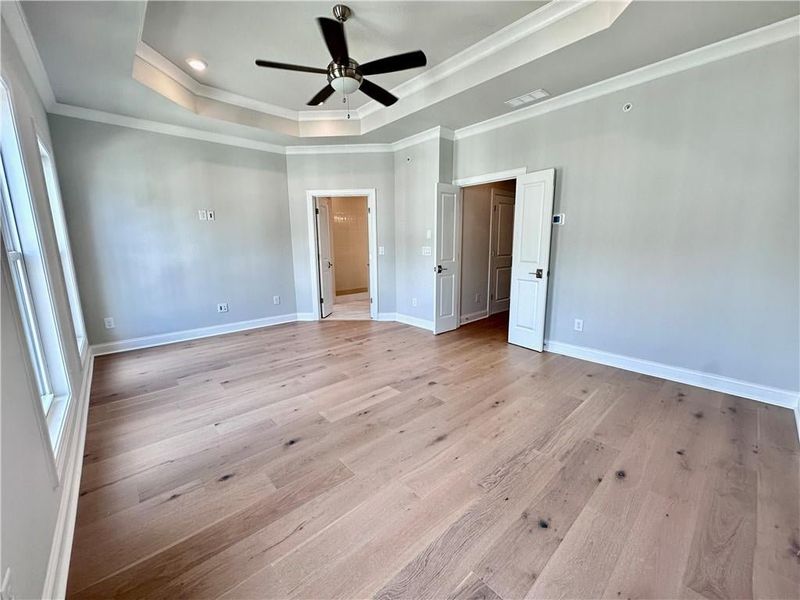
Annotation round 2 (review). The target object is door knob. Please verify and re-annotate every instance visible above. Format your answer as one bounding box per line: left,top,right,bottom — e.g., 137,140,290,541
528,269,543,278
328,261,333,268
435,265,447,273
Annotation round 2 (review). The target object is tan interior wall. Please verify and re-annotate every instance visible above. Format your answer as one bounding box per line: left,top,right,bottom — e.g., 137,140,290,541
331,196,369,295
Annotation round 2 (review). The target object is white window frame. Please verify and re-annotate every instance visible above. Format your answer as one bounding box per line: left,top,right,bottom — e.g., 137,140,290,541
1,78,71,457
1,161,54,411
37,136,87,363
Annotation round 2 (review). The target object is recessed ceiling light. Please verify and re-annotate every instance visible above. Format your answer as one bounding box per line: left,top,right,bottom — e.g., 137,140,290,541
505,88,549,108
186,58,207,72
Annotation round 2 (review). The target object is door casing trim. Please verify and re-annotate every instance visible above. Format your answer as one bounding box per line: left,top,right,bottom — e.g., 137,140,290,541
306,189,378,320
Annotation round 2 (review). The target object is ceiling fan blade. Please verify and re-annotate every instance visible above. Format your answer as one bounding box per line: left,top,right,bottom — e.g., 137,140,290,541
359,50,427,76
307,84,336,106
318,17,349,63
255,60,327,74
359,79,398,107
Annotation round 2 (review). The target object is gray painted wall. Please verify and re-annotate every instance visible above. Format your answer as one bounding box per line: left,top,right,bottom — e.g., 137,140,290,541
394,139,441,322
286,152,396,315
1,20,87,598
49,115,296,344
454,39,800,392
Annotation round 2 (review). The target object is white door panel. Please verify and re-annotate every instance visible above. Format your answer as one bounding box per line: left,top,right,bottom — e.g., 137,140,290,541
489,190,515,314
508,169,555,351
434,183,461,334
316,198,334,318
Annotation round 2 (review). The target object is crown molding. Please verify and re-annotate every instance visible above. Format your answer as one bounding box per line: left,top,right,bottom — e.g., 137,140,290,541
357,0,594,122
131,0,621,138
285,126,451,155
48,103,287,154
1,0,56,109
136,41,302,122
454,14,800,141
13,0,797,158
48,105,452,156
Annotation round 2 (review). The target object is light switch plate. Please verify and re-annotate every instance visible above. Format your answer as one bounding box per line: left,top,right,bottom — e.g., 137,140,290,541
273,296,280,305
103,317,115,329
378,246,385,255
198,209,207,221
421,246,432,256
207,210,216,221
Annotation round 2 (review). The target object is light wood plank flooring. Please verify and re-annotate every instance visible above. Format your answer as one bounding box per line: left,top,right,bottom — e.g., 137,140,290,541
67,315,800,599
328,292,371,321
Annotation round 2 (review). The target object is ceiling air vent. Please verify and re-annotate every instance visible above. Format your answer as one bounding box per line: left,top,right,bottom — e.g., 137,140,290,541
505,88,550,107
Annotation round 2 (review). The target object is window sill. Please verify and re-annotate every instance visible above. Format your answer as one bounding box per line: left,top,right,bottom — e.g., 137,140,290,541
46,392,72,479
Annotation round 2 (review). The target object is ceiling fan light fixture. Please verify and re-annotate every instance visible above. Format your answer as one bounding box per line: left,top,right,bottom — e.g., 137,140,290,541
330,76,361,94
186,57,207,72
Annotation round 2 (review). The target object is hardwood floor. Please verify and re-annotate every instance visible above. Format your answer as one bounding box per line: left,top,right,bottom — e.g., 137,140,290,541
67,315,800,599
328,292,371,321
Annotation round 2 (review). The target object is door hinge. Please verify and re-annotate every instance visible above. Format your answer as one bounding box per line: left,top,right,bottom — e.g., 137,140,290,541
320,297,324,304
370,297,373,304
367,207,371,214
315,208,319,215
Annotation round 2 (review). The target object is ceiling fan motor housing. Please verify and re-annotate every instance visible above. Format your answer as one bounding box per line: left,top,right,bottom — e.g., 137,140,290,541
328,58,362,93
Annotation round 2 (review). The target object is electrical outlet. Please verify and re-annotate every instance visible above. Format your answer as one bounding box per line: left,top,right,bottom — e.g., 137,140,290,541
207,210,215,221
273,295,280,305
378,246,385,255
574,318,584,332
217,302,229,313
411,297,418,307
198,209,207,221
474,293,481,304
103,317,115,329
421,246,431,256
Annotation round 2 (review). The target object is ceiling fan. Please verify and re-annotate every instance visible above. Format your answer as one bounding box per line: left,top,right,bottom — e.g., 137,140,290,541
254,4,427,108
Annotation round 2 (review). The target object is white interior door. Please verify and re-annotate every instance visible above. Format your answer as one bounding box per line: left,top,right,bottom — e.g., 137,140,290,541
508,169,555,351
316,197,334,318
489,189,515,315
434,183,461,334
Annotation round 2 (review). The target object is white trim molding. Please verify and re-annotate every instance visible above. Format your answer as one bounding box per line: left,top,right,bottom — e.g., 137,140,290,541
454,15,800,141
285,126,452,156
394,313,435,332
1,0,57,109
460,310,490,325
304,189,378,321
30,15,798,158
129,0,622,138
453,168,527,187
48,103,286,155
42,347,95,600
91,314,298,356
544,340,800,411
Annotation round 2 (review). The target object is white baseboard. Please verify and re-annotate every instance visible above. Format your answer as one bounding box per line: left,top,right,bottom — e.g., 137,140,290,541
544,340,800,411
394,313,434,332
377,312,397,322
295,312,317,321
460,310,489,324
796,403,800,444
42,348,95,600
91,313,299,355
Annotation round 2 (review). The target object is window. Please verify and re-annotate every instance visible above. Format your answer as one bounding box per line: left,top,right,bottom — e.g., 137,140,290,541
38,138,87,361
1,160,54,410
1,79,70,451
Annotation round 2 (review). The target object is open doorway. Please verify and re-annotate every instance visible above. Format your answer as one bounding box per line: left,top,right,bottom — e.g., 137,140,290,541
459,179,517,328
307,189,378,321
434,169,555,351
